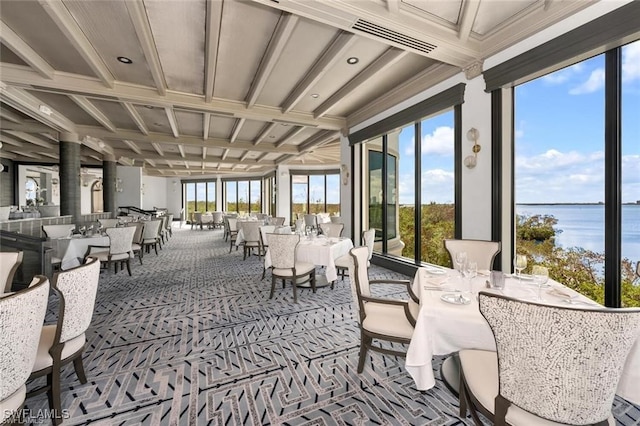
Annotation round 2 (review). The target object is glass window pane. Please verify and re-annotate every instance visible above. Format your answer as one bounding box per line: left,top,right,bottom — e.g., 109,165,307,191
292,175,308,219
421,111,455,266
367,138,383,247
196,182,206,212
250,180,261,212
621,40,640,307
237,181,249,214
309,175,325,214
226,181,237,212
185,183,196,222
207,182,216,212
515,54,605,304
386,153,397,243
396,124,415,261
326,174,340,215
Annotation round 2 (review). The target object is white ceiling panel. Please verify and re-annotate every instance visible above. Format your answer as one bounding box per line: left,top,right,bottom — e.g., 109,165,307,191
29,92,100,126
401,0,463,25
91,100,138,131
175,111,203,137
473,0,538,35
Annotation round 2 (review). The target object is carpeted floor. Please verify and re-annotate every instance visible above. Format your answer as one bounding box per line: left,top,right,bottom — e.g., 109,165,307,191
25,226,640,425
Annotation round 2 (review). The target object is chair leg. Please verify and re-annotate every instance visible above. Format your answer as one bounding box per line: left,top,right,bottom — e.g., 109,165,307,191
154,243,158,255
48,368,63,425
311,273,316,294
126,259,132,276
270,276,276,299
292,278,297,303
73,355,88,384
357,333,371,373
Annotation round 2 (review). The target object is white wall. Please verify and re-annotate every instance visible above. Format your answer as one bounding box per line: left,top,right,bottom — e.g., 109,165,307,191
141,175,168,210
116,166,142,209
276,165,291,224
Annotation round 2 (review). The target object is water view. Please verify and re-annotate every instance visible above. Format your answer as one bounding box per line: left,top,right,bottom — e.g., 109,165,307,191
516,204,640,264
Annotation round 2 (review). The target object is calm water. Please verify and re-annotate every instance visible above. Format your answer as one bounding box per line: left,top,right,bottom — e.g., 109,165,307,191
516,204,640,263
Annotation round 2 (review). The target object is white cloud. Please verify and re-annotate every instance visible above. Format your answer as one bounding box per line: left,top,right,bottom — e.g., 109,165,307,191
421,126,454,155
541,62,584,84
569,68,605,95
622,41,640,83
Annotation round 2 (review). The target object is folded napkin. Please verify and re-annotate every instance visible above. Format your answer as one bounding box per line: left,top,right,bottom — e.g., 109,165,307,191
547,288,572,298
422,276,448,287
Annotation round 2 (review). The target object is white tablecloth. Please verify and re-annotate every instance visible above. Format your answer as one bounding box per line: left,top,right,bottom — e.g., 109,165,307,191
51,235,110,270
264,237,353,282
405,267,640,405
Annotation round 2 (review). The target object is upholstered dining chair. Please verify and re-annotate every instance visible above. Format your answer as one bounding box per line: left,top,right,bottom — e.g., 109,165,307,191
239,221,262,260
85,226,136,275
269,216,285,226
459,292,640,426
27,257,101,425
1,251,24,293
347,246,419,373
42,224,76,239
267,233,316,303
303,214,318,230
0,275,49,425
211,211,224,229
319,222,344,238
141,219,163,256
126,222,145,264
98,218,119,229
165,213,174,237
444,239,501,271
335,228,375,282
330,216,343,224
191,212,204,230
228,218,239,253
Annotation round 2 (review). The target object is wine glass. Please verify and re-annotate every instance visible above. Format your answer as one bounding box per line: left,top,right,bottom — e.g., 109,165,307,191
514,254,527,283
454,251,467,278
463,261,478,295
532,265,549,300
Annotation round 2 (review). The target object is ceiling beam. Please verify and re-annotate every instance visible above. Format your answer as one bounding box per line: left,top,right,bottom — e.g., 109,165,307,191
458,0,481,42
0,85,76,132
246,13,299,107
178,145,186,158
75,125,300,153
239,151,250,162
281,31,356,113
387,0,400,14
151,142,164,156
122,102,149,135
38,0,114,88
0,121,53,133
0,133,25,147
275,126,304,148
0,64,346,130
69,95,116,132
314,48,408,118
229,118,245,143
37,151,59,160
165,107,180,137
0,20,55,79
124,0,167,95
298,129,339,153
202,147,207,160
0,106,24,124
0,151,17,160
204,1,223,103
203,113,211,140
254,122,276,146
4,130,56,149
123,139,142,155
221,149,229,160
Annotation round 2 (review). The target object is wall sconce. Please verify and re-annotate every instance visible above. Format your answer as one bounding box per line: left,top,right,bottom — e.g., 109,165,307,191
115,178,123,193
464,128,481,169
140,183,146,195
341,164,350,186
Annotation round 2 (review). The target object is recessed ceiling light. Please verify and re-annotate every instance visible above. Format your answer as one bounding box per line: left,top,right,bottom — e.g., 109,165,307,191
144,105,154,109
269,135,276,138
310,93,319,98
117,56,133,64
347,57,359,65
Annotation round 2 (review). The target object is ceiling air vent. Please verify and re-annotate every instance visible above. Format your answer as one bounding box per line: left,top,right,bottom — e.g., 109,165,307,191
351,19,436,54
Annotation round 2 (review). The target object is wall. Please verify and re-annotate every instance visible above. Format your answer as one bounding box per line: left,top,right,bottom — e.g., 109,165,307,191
141,175,168,210
276,165,290,224
0,159,15,206
116,166,142,209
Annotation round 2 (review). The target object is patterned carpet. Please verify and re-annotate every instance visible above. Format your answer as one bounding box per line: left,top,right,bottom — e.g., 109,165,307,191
25,226,640,425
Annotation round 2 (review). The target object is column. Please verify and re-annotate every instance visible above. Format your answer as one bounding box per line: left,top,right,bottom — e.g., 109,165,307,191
103,154,117,217
59,132,81,224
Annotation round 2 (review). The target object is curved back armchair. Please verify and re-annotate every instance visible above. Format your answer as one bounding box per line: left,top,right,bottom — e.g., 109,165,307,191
28,257,101,425
267,233,315,303
212,211,224,229
141,219,163,256
239,221,262,260
444,239,501,271
319,223,344,238
303,214,318,230
126,222,145,264
42,224,76,239
86,226,136,275
1,251,24,293
458,292,640,425
0,275,49,424
347,246,419,373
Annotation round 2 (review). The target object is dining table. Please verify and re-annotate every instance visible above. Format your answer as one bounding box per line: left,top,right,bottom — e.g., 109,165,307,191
50,234,110,270
263,235,353,283
405,266,640,406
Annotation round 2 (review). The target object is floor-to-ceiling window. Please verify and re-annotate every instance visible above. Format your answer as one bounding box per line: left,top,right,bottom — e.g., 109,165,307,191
356,85,462,266
513,40,639,307
263,174,276,216
223,179,262,214
183,180,217,220
290,171,340,221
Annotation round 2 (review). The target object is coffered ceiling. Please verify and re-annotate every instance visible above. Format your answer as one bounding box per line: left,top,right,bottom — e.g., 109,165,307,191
0,0,593,177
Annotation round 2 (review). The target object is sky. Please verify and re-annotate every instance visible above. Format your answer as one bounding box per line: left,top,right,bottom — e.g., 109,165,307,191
396,40,640,205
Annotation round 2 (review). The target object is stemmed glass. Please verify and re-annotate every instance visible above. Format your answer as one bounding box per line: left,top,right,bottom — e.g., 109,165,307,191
532,265,549,300
514,254,527,283
463,261,478,295
454,251,467,278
